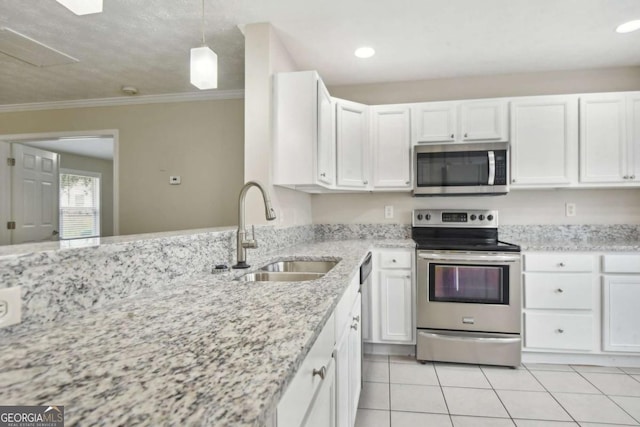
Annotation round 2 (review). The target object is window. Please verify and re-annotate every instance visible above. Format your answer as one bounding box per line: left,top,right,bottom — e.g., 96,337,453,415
59,169,101,240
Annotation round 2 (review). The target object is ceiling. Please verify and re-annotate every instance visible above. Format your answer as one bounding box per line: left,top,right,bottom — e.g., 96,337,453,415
19,137,114,160
0,0,638,105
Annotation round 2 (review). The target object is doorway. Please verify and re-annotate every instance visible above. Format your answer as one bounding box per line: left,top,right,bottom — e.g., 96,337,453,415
0,130,118,245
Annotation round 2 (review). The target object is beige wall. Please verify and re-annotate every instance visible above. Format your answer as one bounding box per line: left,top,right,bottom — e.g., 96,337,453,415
244,23,312,226
328,66,640,104
0,99,244,235
315,66,640,225
59,152,114,237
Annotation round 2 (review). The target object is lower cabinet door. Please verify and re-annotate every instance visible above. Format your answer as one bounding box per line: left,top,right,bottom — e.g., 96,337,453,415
378,270,413,343
524,312,593,351
603,275,640,352
334,329,349,427
302,358,336,427
348,295,362,427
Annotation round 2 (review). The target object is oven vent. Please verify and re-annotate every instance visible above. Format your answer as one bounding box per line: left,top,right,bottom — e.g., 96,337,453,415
0,27,79,67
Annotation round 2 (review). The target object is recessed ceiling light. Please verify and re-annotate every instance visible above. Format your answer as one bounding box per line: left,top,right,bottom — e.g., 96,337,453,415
354,47,375,59
616,19,640,33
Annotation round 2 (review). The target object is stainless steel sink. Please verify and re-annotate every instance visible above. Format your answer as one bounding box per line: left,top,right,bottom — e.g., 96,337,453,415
237,271,325,282
259,260,338,274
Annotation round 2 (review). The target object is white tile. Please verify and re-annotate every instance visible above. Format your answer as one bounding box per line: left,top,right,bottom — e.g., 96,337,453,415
579,423,640,427
365,354,390,363
355,409,390,427
390,362,439,386
553,392,638,424
483,366,545,391
389,355,420,364
442,387,509,418
497,390,572,421
525,363,575,372
359,381,390,410
514,421,578,426
389,384,447,414
621,367,640,375
391,411,452,427
531,371,601,394
571,365,625,374
610,395,640,422
634,375,640,383
364,361,390,383
452,415,515,426
581,373,640,397
435,364,492,389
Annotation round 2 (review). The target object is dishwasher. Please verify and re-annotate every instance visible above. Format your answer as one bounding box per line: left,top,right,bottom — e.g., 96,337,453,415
359,252,373,384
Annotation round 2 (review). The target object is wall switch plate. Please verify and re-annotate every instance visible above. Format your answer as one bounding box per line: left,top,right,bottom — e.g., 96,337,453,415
0,286,21,328
566,203,576,217
169,176,181,185
384,205,394,219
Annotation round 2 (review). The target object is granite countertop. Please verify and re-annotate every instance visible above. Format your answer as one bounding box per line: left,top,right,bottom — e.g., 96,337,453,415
0,239,414,426
516,240,640,252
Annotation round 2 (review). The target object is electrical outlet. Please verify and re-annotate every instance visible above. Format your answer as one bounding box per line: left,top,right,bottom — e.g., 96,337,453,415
566,203,576,217
169,176,181,185
384,205,394,219
0,286,21,328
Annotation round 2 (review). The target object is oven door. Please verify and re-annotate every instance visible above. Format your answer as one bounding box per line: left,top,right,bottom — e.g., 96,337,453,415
417,251,521,334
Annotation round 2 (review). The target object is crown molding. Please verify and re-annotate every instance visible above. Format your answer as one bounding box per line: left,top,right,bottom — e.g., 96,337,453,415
0,89,245,113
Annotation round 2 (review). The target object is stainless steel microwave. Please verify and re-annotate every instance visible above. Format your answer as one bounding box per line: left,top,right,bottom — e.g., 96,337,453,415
413,142,509,196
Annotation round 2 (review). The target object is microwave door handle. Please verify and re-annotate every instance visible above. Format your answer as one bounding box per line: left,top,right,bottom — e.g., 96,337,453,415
488,151,496,185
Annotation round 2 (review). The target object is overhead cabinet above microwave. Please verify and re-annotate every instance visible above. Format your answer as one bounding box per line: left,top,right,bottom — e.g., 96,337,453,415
411,100,509,144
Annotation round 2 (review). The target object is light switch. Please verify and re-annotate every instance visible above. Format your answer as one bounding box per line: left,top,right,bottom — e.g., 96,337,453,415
169,176,181,185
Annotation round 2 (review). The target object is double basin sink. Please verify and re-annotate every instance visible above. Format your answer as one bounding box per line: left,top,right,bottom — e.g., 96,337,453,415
238,260,338,282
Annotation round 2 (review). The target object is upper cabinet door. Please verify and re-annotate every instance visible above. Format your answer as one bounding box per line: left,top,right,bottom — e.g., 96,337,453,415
412,102,457,143
580,95,627,183
336,99,369,188
371,105,412,189
460,100,509,142
317,79,335,186
510,96,578,186
628,95,640,182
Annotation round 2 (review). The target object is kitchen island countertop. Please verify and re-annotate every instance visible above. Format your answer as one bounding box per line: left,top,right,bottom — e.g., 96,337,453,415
0,239,413,426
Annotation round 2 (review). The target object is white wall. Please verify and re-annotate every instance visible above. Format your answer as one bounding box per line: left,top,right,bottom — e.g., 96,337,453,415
244,23,312,226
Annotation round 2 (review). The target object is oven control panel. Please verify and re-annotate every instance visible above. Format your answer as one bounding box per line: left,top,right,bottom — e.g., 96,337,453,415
413,209,498,227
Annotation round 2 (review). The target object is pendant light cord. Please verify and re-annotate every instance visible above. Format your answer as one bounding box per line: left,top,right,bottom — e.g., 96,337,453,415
201,0,205,46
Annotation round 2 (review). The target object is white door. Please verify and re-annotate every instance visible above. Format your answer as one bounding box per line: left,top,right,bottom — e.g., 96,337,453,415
580,95,627,183
459,101,508,142
603,275,640,352
10,144,59,244
371,105,411,189
317,79,335,186
0,141,11,245
510,96,578,186
412,102,457,143
336,99,369,188
378,270,413,343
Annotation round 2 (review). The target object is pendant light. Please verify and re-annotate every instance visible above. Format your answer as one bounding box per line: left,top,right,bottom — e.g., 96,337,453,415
190,0,218,90
55,0,103,15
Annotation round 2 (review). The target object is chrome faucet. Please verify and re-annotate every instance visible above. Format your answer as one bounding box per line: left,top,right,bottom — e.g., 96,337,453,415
232,180,277,269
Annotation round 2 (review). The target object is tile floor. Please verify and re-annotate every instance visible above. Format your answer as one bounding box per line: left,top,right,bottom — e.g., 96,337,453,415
357,355,640,427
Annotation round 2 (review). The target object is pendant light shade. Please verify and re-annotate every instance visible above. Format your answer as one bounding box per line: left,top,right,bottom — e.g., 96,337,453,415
190,46,218,90
55,0,103,15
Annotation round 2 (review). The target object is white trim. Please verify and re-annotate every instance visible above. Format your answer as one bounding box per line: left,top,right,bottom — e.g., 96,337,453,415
0,141,11,245
0,129,119,236
60,167,102,179
0,90,245,113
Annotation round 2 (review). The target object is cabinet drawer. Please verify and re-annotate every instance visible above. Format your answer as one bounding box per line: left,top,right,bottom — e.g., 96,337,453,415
603,255,640,273
278,314,335,427
524,312,593,351
524,253,594,272
378,250,412,269
524,274,593,309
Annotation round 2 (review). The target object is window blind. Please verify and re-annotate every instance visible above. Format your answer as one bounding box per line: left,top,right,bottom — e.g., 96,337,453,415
59,172,100,239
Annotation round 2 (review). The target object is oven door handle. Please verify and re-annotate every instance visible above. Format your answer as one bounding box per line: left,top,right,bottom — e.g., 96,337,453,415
418,253,520,263
419,331,521,344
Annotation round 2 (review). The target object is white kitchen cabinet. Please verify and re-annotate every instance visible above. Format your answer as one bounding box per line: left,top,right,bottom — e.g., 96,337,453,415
510,96,578,186
335,98,369,189
370,105,412,190
602,254,640,353
579,92,640,185
412,100,508,144
347,295,361,427
366,249,414,345
524,312,594,351
302,357,336,427
273,71,335,190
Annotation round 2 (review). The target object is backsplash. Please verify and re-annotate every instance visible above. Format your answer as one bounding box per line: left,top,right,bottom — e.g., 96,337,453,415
314,224,411,240
500,224,640,243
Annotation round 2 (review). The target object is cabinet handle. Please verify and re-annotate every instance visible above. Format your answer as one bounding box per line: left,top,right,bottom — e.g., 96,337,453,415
353,315,360,322
512,179,516,183
363,180,368,185
405,181,410,185
450,134,454,139
558,262,565,267
320,172,326,177
556,329,564,334
312,366,326,380
624,175,629,179
464,133,468,138
406,275,411,279
556,288,564,293
392,259,397,263
351,323,358,331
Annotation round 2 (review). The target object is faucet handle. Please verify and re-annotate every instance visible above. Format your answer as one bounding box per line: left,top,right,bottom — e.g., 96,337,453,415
242,225,258,249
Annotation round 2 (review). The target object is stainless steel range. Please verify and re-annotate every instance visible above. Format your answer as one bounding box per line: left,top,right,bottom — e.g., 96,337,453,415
413,209,522,367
